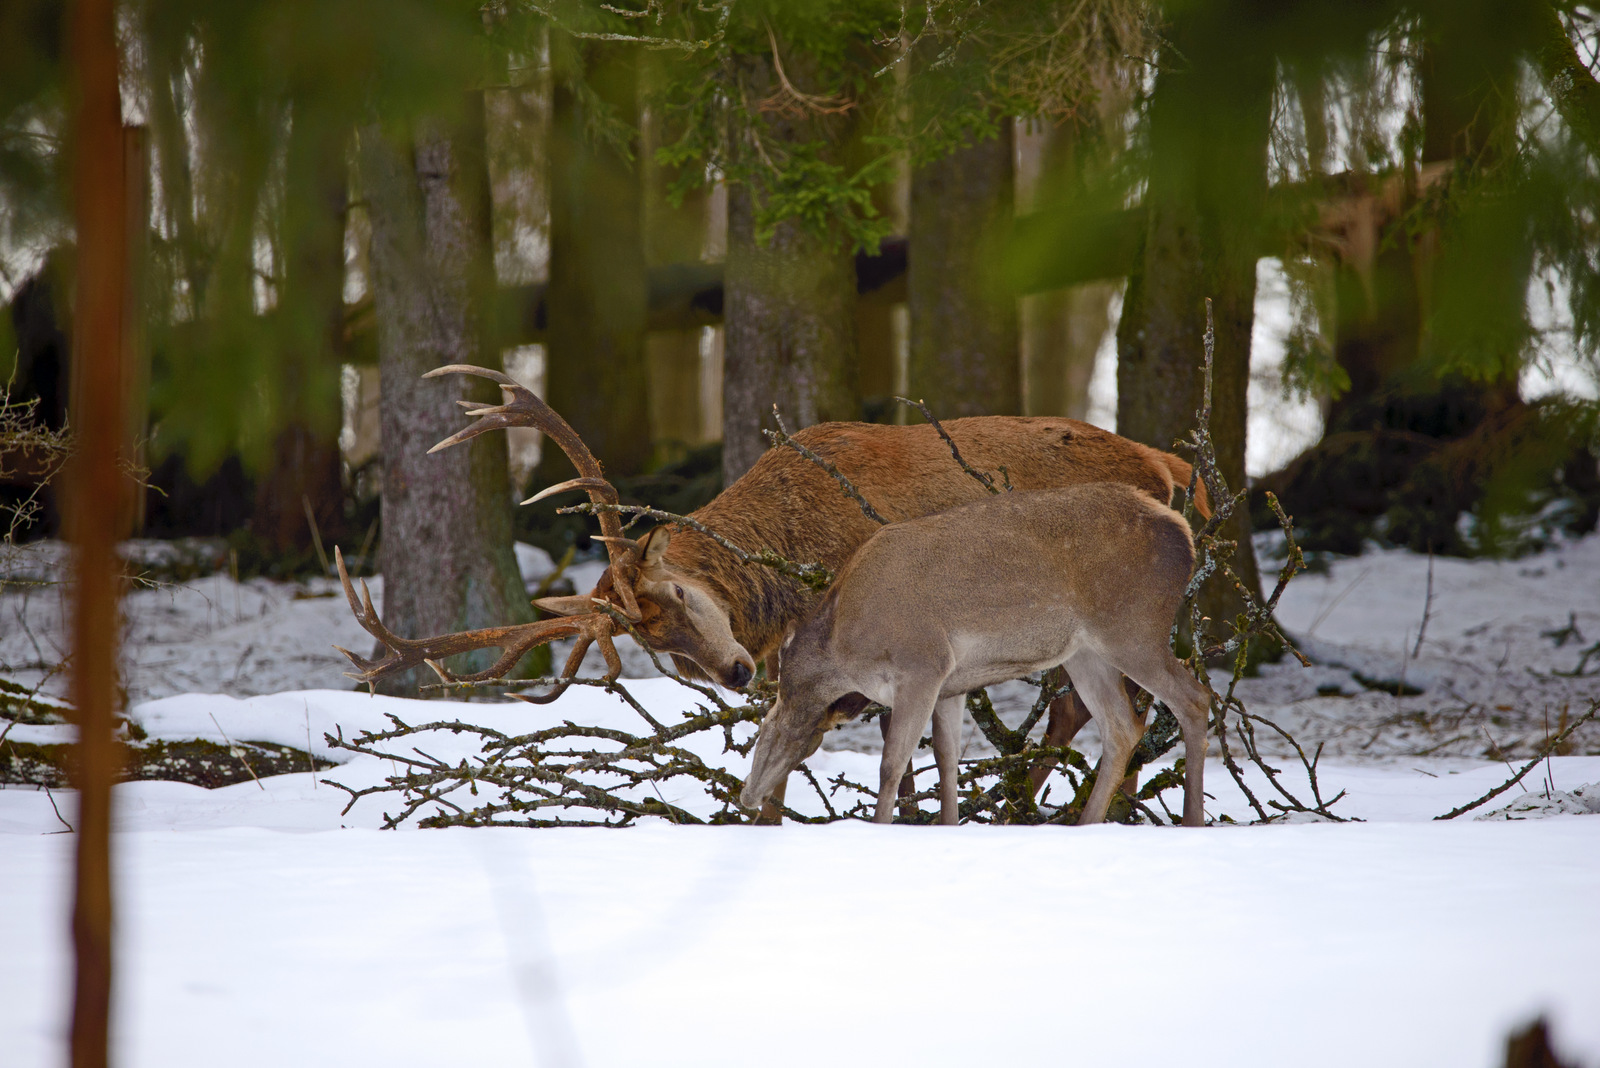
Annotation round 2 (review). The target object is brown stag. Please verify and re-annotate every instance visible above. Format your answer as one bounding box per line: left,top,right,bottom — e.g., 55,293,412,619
335,365,1209,808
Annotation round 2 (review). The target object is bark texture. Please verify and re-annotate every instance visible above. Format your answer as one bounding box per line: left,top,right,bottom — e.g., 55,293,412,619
361,101,533,696
908,123,1019,418
722,187,859,482
1116,7,1272,611
540,41,650,483
719,45,863,484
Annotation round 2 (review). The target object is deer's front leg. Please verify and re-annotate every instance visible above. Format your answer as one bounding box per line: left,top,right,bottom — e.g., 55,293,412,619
875,682,940,824
930,695,964,826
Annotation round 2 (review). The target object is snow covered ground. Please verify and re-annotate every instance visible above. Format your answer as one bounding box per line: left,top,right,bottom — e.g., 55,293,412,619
3,535,1599,1066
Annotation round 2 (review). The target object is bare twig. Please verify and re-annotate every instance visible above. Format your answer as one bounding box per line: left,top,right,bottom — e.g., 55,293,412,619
560,501,834,590
45,785,74,832
1412,547,1434,659
892,396,1002,495
208,712,263,791
764,407,889,525
1435,700,1600,820
301,495,331,576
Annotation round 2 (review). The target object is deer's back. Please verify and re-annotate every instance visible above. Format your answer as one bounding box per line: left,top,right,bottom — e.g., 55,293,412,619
829,484,1195,665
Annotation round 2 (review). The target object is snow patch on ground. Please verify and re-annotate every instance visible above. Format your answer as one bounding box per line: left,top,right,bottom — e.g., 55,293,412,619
3,818,1599,1068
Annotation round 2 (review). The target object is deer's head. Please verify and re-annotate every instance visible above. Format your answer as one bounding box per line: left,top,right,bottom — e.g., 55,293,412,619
739,618,870,813
534,525,756,691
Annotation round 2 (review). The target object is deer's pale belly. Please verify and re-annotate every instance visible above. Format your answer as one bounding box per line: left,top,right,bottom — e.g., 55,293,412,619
940,627,1079,695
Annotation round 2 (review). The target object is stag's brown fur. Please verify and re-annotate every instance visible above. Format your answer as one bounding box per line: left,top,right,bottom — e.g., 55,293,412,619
634,416,1205,678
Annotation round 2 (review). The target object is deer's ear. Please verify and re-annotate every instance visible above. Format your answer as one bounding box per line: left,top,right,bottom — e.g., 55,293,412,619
640,525,672,568
533,594,593,617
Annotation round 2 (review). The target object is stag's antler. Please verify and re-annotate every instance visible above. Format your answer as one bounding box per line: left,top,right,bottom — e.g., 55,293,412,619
333,548,623,695
334,365,643,700
423,363,642,621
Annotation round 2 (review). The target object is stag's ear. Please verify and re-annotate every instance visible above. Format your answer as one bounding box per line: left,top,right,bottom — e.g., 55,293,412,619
639,525,672,569
533,594,593,617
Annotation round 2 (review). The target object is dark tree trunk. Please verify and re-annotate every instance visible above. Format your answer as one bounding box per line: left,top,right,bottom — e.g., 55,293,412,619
719,44,863,484
722,187,859,482
361,97,534,696
539,41,650,484
908,122,1019,418
253,93,348,556
1116,7,1273,615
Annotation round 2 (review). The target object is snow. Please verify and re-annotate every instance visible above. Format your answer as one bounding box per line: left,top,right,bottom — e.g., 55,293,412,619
4,817,1599,1068
3,534,1600,1065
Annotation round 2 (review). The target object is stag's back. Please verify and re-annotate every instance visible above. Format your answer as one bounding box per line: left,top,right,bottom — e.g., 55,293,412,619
674,417,1199,661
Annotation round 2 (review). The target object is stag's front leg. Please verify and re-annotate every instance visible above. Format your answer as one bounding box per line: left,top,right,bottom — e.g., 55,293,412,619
930,695,964,826
875,682,940,824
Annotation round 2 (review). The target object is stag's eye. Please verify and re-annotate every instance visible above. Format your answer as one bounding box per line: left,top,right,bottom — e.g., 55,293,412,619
673,584,684,601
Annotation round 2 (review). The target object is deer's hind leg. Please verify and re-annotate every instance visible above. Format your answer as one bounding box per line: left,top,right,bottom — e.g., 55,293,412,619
1117,648,1212,827
1063,651,1145,825
1033,670,1145,799
930,695,964,826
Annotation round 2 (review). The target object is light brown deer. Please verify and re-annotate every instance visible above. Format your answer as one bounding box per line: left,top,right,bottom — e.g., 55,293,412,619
334,366,1209,811
739,483,1212,826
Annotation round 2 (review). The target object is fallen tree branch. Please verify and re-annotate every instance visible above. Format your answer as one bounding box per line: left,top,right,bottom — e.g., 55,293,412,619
1433,699,1600,821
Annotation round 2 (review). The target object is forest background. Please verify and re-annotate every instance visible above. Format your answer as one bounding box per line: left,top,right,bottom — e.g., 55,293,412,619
3,0,1600,693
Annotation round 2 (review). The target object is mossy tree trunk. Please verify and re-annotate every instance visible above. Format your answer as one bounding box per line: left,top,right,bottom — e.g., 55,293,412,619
720,50,861,484
908,122,1019,418
1116,7,1272,619
539,39,651,485
361,95,535,696
722,191,859,481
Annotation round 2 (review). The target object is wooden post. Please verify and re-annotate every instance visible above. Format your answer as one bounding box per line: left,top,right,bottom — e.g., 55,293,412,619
68,0,130,1064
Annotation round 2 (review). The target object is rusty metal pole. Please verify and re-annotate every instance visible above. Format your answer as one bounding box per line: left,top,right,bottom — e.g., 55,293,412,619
68,0,129,1064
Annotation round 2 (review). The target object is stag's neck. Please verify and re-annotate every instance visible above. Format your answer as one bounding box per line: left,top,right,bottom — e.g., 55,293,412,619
672,489,871,664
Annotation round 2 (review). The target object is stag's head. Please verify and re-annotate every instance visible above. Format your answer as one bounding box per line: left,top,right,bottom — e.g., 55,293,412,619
533,525,756,691
334,364,755,700
739,616,870,813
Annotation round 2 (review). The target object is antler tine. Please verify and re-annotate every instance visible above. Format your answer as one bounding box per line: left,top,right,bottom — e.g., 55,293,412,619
332,547,622,687
509,633,596,704
422,363,641,621
521,476,614,506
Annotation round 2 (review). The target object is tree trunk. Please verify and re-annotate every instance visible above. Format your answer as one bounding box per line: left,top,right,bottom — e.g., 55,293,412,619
253,93,348,556
67,4,128,1063
539,40,650,485
361,97,534,696
908,122,1019,418
1116,8,1272,618
722,186,859,482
